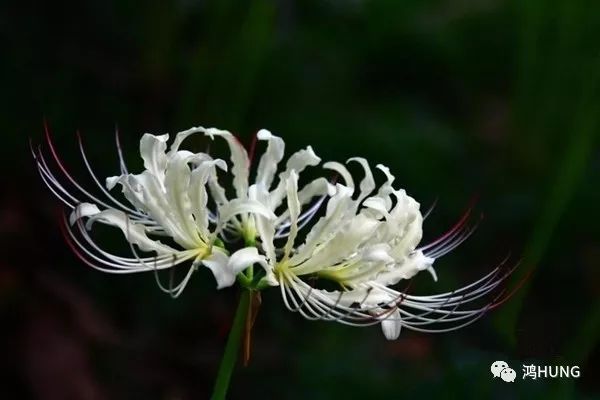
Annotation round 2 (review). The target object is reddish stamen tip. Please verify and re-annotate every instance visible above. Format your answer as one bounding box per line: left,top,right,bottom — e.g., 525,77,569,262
488,261,531,311
422,206,473,250
396,278,414,306
43,123,84,190
247,132,258,166
58,212,95,269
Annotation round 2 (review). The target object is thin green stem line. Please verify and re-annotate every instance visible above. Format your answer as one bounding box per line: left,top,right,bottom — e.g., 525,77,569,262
211,290,250,400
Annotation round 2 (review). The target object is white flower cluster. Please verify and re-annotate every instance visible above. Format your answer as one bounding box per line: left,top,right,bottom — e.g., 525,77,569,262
33,125,512,339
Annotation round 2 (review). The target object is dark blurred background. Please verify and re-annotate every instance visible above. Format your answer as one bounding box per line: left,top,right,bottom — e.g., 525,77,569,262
1,0,599,399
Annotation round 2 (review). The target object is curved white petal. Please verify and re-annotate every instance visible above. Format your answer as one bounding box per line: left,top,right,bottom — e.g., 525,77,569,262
274,177,335,226
136,171,196,248
106,174,147,212
205,128,249,199
363,196,391,218
269,146,321,208
168,126,206,155
202,248,233,289
256,129,285,190
381,309,402,340
164,151,203,245
218,198,276,227
289,184,356,272
249,184,277,263
228,247,268,276
347,157,375,200
387,190,423,259
203,247,270,289
285,146,320,174
375,251,435,286
75,207,176,254
323,161,354,189
190,159,227,237
283,171,300,259
139,133,169,184
69,202,101,226
293,213,380,276
373,164,396,211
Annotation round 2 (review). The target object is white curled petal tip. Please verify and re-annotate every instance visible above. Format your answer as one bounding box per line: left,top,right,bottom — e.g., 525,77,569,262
202,249,235,289
229,247,278,287
203,127,232,139
323,161,354,188
347,157,376,197
381,308,402,340
219,199,277,222
363,196,390,216
213,158,228,171
105,175,121,190
168,126,206,154
375,164,395,182
227,247,268,275
203,247,271,290
256,129,272,140
69,202,101,226
305,145,320,162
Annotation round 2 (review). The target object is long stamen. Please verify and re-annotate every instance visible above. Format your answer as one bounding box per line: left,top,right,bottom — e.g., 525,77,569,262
77,131,148,218
423,198,438,220
114,125,129,175
420,197,479,252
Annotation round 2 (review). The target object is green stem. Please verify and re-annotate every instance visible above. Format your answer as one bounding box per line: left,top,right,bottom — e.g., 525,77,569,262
211,290,250,400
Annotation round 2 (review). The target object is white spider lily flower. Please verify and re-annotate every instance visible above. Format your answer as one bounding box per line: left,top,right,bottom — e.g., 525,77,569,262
32,125,275,294
202,127,336,286
33,123,518,340
258,159,513,339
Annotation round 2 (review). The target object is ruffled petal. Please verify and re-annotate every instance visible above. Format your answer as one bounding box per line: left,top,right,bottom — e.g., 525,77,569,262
164,151,204,245
269,146,321,208
190,159,227,237
136,171,196,248
289,184,356,272
139,133,169,183
347,157,375,200
168,126,205,155
106,174,148,212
